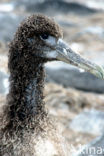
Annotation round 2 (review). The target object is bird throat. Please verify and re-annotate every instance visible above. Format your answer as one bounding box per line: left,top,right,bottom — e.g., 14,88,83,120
6,61,47,130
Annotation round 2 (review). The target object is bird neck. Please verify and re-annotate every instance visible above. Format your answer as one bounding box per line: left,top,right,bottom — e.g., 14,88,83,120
6,60,47,130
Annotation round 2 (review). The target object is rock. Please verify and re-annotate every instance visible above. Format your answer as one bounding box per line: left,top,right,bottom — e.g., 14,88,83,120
76,0,104,11
0,13,24,42
45,83,104,112
0,71,9,94
0,3,14,12
58,21,78,28
72,26,104,40
74,134,104,156
13,0,98,15
70,109,104,135
45,62,104,93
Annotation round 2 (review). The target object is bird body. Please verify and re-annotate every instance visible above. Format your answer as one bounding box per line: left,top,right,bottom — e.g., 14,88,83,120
0,14,104,156
0,14,68,156
1,115,67,156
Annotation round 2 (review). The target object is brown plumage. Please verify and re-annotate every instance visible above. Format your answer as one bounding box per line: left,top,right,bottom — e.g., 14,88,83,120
1,13,102,156
0,14,68,156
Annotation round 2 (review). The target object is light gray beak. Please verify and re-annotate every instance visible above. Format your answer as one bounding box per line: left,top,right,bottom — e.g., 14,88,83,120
55,39,104,79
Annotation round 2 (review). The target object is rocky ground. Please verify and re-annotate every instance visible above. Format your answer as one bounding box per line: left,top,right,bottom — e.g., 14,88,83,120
0,0,104,155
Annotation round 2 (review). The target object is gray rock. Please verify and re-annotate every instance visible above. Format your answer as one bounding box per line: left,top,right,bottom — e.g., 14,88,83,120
45,63,104,93
0,71,9,94
0,13,24,42
70,109,104,135
58,21,78,28
71,109,104,155
13,0,98,15
72,26,104,40
74,134,104,156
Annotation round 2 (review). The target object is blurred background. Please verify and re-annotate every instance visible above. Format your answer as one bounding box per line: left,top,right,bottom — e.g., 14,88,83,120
0,0,104,155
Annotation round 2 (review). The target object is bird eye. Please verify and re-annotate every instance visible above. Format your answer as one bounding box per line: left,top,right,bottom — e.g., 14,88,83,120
40,34,49,40
40,35,57,46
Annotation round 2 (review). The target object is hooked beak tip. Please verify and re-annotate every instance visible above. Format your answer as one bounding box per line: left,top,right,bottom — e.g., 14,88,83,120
94,65,104,79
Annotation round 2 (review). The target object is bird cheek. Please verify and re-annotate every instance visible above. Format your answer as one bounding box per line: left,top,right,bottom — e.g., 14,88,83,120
46,50,58,59
27,37,37,48
27,38,35,44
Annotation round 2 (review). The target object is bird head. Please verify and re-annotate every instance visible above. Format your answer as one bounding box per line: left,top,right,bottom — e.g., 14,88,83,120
10,14,104,79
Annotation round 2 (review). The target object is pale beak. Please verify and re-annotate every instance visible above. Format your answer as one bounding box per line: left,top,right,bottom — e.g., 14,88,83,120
55,39,104,79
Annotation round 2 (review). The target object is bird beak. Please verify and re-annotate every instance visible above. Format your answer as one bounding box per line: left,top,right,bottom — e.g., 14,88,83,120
55,39,104,79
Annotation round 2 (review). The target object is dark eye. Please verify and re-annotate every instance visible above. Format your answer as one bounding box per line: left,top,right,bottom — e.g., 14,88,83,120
40,34,49,40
